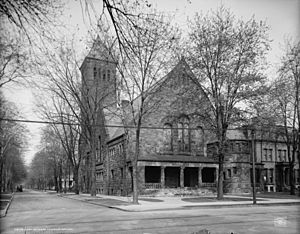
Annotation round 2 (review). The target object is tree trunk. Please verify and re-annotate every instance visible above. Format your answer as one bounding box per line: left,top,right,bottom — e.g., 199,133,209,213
54,166,58,192
54,176,58,192
64,175,67,194
216,124,226,200
58,162,62,193
217,153,224,200
73,165,79,194
90,132,97,196
0,160,3,192
132,127,140,204
289,162,295,195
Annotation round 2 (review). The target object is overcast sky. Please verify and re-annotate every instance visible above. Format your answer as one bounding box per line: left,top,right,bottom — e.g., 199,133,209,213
3,0,300,165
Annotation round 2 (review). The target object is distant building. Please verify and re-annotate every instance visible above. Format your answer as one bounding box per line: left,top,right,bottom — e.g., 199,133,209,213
207,128,300,193
79,39,299,195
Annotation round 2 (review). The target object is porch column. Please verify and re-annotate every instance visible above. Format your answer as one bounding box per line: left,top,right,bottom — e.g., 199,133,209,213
266,169,269,184
198,167,202,187
180,166,184,188
161,166,165,188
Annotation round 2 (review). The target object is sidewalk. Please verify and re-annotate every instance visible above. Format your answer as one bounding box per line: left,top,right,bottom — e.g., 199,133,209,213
59,192,300,212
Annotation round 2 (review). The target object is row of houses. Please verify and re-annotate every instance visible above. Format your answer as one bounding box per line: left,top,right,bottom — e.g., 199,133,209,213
79,39,299,196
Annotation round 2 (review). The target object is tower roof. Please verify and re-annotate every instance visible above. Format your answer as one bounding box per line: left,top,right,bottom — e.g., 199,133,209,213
86,36,116,63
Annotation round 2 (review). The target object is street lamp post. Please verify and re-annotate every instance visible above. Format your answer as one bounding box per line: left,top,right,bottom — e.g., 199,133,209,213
251,129,257,204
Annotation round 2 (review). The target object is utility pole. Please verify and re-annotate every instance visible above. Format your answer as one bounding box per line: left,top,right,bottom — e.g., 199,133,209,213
251,129,257,204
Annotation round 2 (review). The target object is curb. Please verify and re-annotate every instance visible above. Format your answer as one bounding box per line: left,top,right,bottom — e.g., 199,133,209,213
58,194,300,212
110,201,300,212
0,193,14,218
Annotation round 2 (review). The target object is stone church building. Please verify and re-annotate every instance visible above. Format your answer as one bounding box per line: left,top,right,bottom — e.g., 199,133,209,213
79,40,299,196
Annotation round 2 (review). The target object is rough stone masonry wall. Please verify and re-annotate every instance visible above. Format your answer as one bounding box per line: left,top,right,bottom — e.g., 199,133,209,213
208,141,252,194
129,61,214,160
122,60,217,194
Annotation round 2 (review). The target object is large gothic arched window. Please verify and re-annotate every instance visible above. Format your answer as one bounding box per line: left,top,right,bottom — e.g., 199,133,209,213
178,117,190,152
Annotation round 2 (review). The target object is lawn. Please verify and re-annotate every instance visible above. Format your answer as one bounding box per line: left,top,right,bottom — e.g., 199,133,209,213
182,197,265,203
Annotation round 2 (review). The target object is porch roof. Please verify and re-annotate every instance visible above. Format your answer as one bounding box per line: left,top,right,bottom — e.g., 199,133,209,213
138,154,217,163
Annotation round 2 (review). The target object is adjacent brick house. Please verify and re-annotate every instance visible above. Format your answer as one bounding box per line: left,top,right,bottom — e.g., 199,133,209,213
207,128,300,193
80,40,299,195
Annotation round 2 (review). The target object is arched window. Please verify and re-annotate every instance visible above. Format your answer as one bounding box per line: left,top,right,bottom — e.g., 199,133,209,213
97,136,101,161
103,70,106,81
93,67,97,79
183,123,189,151
195,126,204,154
163,123,172,151
178,122,183,151
107,70,111,81
177,117,190,152
98,68,101,79
178,122,183,141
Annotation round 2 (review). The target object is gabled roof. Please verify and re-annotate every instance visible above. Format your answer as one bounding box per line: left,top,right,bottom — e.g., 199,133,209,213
105,57,205,142
146,57,193,93
85,36,116,63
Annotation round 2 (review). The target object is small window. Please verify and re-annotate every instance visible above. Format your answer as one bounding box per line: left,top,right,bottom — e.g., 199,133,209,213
278,149,282,161
263,148,268,160
107,70,111,81
283,150,287,161
235,143,241,152
269,149,273,161
103,70,106,81
227,169,232,178
233,167,237,174
111,170,114,179
98,68,101,79
93,67,97,79
120,167,124,179
230,142,234,151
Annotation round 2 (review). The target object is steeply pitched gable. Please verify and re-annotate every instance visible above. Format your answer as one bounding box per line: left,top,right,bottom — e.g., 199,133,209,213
86,36,116,63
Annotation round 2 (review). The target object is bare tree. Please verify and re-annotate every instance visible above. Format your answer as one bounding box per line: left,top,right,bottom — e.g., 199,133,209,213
0,30,29,88
34,55,82,195
269,41,300,195
0,0,64,89
34,37,116,195
40,125,70,193
0,0,63,42
109,6,180,203
0,93,28,192
187,7,270,199
27,149,56,190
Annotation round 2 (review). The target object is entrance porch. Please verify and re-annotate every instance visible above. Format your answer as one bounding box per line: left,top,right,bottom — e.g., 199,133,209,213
143,165,217,189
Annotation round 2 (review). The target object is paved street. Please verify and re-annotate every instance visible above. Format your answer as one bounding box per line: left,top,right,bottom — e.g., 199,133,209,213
0,190,299,234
